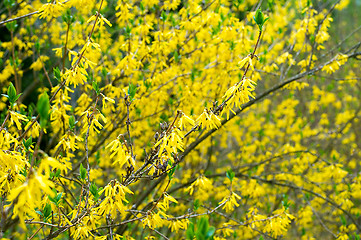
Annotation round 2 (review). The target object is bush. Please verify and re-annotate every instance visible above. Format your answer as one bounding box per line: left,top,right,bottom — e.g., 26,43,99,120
0,0,360,239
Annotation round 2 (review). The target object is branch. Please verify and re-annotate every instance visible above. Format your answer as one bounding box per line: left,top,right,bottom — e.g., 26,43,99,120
237,173,361,232
0,11,38,27
180,51,361,161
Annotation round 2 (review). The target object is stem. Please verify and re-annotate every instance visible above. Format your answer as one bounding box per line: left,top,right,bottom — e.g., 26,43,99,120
183,30,263,139
33,129,44,159
149,179,171,212
41,56,53,88
84,97,99,185
216,29,262,113
0,112,10,132
0,11,38,26
14,0,105,146
10,29,20,95
166,110,182,134
107,215,114,240
180,51,361,165
125,96,134,158
28,224,44,240
62,23,70,73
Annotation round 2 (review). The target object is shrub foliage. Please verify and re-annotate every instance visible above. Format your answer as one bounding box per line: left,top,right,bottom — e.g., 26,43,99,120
0,0,361,239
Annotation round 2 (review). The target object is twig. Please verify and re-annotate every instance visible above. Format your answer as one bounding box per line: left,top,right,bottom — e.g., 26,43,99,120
180,51,361,162
62,23,70,73
106,215,114,240
125,95,134,158
149,180,171,212
238,174,361,232
28,223,44,240
0,11,38,26
152,228,169,240
0,112,10,132
15,0,104,145
10,25,20,94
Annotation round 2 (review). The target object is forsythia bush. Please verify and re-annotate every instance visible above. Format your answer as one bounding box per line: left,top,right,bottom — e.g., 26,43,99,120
0,0,360,239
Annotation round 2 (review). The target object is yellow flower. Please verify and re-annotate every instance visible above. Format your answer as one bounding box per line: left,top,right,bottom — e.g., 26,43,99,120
196,109,222,130
97,181,133,217
106,138,134,168
29,56,49,71
158,193,178,211
38,2,65,20
142,211,166,229
9,111,29,130
7,170,55,229
168,219,189,232
155,129,184,158
52,47,63,58
219,192,242,213
178,113,195,129
64,66,87,88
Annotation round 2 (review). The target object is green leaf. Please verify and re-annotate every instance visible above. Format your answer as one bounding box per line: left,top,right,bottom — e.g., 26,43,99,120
194,199,200,210
6,82,21,107
55,192,62,203
35,210,43,217
226,169,235,182
128,83,137,101
254,9,264,25
186,222,195,239
53,67,61,82
7,83,16,102
90,182,100,200
354,233,360,240
48,191,62,207
69,115,76,130
54,169,61,178
22,137,32,151
161,11,167,21
174,50,181,63
195,232,205,240
43,203,52,221
4,0,16,9
5,21,17,32
205,226,215,239
253,9,268,30
197,217,209,237
340,215,347,226
79,163,87,180
167,161,176,180
35,39,40,52
92,80,100,95
37,92,50,128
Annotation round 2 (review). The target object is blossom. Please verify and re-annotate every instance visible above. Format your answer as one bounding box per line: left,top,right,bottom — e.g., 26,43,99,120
196,109,222,130
9,111,29,130
38,1,64,20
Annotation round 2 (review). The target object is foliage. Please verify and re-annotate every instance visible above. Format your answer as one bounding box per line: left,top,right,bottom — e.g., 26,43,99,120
0,0,360,239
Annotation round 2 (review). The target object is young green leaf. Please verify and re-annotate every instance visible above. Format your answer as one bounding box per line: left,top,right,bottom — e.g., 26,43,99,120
253,9,269,30
22,137,32,151
128,83,137,101
43,203,52,222
90,182,100,200
53,67,61,82
69,115,76,130
92,80,100,95
37,92,50,128
4,83,21,107
205,226,215,239
186,222,195,240
79,163,87,180
194,199,200,211
226,169,235,182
